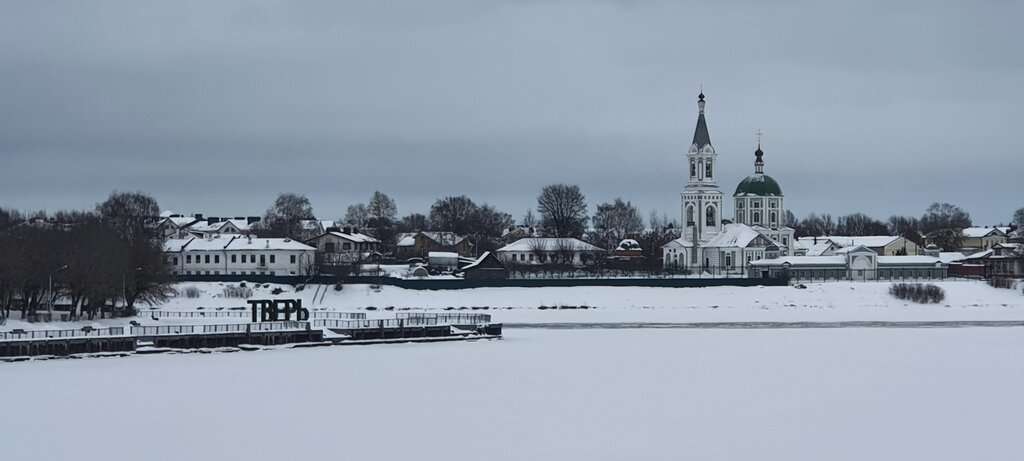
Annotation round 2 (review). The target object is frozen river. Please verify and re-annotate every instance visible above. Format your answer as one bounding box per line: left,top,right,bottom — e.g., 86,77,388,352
3,327,1023,461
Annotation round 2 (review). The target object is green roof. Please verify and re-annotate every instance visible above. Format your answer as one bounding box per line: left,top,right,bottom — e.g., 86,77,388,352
734,174,783,196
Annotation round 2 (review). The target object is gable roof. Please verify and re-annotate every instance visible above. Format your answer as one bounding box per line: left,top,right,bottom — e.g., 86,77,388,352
497,238,604,253
397,231,468,247
704,223,771,249
963,227,1005,238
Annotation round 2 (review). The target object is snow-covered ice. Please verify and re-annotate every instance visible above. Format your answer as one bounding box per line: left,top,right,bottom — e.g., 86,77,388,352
3,327,1024,460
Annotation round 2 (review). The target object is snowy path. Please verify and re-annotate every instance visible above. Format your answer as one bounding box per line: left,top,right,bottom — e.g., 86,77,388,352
3,327,1024,461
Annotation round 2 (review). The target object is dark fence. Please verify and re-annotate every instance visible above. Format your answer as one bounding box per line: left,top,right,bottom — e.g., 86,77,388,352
171,273,790,290
1,326,126,341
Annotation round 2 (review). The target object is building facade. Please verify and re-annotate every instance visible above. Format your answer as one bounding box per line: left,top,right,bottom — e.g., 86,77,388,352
163,235,316,277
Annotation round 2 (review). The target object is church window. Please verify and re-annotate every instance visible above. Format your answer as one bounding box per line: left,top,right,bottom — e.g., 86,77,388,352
752,200,762,209
769,200,778,208
736,200,744,209
706,206,716,227
705,161,713,178
686,206,694,225
770,212,777,224
753,211,761,222
690,160,696,178
737,211,744,223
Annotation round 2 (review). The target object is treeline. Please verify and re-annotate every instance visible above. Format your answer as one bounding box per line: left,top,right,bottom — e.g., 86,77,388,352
0,192,172,320
792,202,1021,250
258,184,679,258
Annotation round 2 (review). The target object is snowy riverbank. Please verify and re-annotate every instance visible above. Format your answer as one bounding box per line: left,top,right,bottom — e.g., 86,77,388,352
3,280,1023,331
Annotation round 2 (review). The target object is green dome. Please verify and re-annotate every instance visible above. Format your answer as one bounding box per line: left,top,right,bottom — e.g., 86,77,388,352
734,174,783,196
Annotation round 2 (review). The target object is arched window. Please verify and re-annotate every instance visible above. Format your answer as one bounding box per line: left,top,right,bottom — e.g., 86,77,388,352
705,160,713,178
690,160,696,178
737,211,744,223
706,206,716,227
770,211,777,225
753,211,761,223
686,205,694,225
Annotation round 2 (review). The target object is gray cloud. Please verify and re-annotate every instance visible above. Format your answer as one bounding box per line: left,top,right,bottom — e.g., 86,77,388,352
1,0,1021,223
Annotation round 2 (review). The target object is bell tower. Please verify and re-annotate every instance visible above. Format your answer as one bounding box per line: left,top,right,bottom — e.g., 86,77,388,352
682,91,723,250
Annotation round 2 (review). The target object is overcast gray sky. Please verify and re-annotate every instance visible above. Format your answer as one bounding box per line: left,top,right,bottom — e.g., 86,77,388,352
1,0,1021,224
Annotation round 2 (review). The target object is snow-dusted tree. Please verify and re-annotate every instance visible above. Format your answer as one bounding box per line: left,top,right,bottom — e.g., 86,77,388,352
367,191,397,223
398,213,430,233
344,204,369,228
798,213,835,237
888,215,923,245
592,199,643,249
920,202,972,250
537,184,588,238
835,213,888,236
522,209,537,227
1012,207,1024,228
429,195,479,236
262,193,315,238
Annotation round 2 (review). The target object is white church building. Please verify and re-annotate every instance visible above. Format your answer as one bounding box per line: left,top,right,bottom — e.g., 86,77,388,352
663,92,795,275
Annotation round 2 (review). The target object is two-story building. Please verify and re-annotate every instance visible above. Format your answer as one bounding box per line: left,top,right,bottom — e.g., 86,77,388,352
163,235,316,277
395,231,474,259
305,230,382,266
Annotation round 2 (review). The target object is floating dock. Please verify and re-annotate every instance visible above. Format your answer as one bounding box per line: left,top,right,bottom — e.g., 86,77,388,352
0,313,501,360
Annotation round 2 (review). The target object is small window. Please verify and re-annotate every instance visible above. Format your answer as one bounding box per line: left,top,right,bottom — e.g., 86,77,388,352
204,255,210,264
269,255,276,263
173,257,178,265
231,254,237,263
214,255,220,264
290,255,296,264
186,255,192,264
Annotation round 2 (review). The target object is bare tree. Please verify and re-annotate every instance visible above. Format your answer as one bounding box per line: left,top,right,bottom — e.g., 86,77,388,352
262,193,315,238
429,195,478,235
920,202,972,250
537,184,588,238
96,190,160,243
593,198,643,249
367,191,397,223
344,203,369,228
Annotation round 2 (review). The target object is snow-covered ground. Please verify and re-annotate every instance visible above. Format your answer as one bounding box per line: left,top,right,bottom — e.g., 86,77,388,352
3,280,1023,331
3,327,1023,461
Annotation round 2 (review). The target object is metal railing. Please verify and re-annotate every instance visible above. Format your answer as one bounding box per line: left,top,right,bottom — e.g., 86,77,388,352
0,327,126,341
311,311,367,320
395,312,491,324
130,321,308,337
146,310,250,319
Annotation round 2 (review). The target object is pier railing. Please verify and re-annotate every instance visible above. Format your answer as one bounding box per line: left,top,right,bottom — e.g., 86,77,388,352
146,310,366,320
130,321,309,336
396,312,492,324
0,327,126,341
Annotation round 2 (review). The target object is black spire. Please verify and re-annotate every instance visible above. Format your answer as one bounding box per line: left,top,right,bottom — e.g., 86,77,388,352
692,92,711,149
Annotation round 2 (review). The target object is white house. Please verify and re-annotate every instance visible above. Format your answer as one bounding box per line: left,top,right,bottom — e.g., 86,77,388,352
163,235,316,277
305,230,382,265
795,235,920,256
496,238,605,266
749,245,946,281
186,218,258,238
961,227,1007,251
663,223,781,274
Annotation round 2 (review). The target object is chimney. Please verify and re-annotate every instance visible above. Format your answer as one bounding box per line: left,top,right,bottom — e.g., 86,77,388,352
207,217,220,225
247,216,261,225
194,213,204,220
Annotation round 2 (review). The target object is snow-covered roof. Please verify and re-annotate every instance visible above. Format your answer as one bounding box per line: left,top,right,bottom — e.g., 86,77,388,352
497,238,604,253
163,238,194,252
662,237,694,249
165,236,314,252
227,237,314,251
396,231,468,247
428,251,459,259
750,256,847,267
963,227,1005,238
188,219,252,233
325,231,380,243
704,224,771,249
938,252,967,264
821,236,900,248
458,251,494,272
964,249,993,260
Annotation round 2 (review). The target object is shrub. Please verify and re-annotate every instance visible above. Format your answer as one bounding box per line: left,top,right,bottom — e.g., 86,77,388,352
182,286,200,299
223,285,254,299
890,283,945,304
271,287,283,295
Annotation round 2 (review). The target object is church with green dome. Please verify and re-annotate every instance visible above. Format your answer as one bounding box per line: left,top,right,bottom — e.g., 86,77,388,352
662,92,795,273
732,142,795,250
